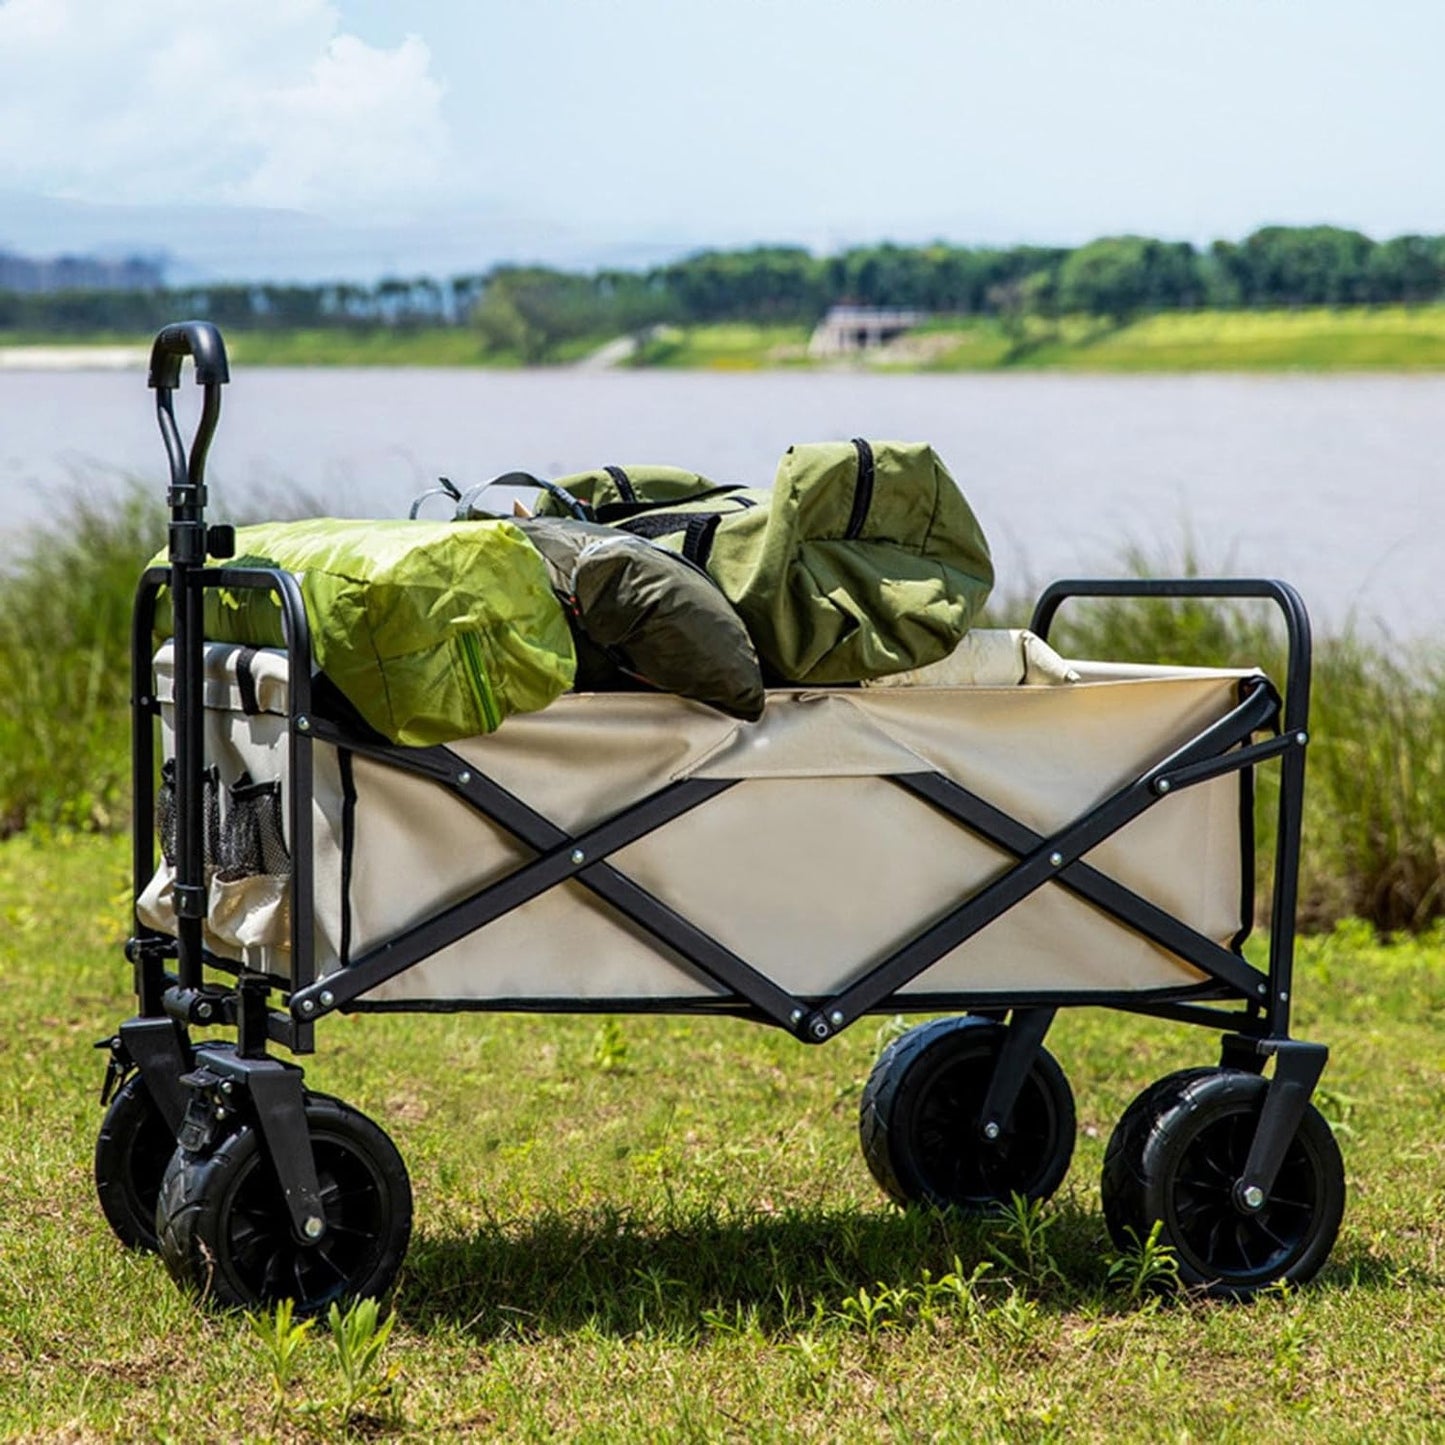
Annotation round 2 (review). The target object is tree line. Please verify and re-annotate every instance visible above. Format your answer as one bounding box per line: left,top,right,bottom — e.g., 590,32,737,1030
4,226,1445,359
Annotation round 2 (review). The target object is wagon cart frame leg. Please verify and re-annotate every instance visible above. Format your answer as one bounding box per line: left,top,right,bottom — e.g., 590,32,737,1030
977,1008,1058,1142
1228,1037,1330,1210
102,1017,193,1133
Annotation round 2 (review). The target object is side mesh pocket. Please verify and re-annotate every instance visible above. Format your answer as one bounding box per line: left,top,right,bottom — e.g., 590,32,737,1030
209,772,292,951
138,763,221,936
156,759,222,872
217,773,291,881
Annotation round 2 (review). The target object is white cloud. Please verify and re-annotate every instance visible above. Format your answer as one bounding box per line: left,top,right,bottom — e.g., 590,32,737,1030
0,0,450,216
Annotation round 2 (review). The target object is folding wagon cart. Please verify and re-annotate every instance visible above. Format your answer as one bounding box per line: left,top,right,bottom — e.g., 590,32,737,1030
95,322,1345,1312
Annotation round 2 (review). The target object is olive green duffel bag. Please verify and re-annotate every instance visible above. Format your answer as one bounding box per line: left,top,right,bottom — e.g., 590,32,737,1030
535,440,994,685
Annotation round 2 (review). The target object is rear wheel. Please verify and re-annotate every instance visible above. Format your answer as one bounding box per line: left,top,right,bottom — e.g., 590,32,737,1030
860,1015,1076,1210
95,1072,176,1253
156,1094,412,1313
1101,1068,1345,1297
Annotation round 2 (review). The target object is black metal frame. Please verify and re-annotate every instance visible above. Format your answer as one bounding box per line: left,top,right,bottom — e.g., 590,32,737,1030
117,319,1329,1230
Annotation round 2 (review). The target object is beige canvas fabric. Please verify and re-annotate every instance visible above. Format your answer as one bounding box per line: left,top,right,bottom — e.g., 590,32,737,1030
145,633,1259,1004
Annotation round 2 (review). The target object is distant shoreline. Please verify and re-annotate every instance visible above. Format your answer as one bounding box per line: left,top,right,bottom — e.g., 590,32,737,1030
6,304,1445,373
0,344,149,371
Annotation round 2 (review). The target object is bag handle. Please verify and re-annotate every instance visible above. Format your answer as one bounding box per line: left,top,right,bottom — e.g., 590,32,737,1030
594,483,751,523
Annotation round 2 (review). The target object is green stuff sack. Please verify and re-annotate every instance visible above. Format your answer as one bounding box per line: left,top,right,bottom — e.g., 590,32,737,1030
539,441,993,685
513,515,765,721
153,518,575,746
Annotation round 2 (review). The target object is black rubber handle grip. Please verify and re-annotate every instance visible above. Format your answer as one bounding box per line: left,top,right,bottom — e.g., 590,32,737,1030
148,320,230,390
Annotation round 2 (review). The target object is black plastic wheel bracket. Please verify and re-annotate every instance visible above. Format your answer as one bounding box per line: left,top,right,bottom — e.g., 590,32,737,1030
1234,1039,1329,1208
1219,1032,1268,1074
114,1015,193,1132
978,1008,1057,1139
191,1043,327,1245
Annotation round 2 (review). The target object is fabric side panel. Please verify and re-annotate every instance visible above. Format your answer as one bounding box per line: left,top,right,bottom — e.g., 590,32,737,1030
610,776,1212,997
448,693,739,834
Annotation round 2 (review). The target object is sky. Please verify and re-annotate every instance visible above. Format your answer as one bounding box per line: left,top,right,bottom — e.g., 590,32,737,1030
0,0,1441,281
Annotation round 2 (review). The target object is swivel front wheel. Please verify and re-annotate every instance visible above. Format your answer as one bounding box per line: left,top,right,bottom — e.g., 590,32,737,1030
156,1094,412,1314
1101,1068,1345,1297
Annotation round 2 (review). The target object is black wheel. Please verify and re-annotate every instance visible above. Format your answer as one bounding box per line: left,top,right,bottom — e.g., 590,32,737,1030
1101,1068,1345,1297
95,1072,177,1253
156,1094,412,1313
860,1015,1076,1210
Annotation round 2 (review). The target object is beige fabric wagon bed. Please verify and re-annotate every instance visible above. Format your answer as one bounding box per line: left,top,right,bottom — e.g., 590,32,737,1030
140,630,1257,1007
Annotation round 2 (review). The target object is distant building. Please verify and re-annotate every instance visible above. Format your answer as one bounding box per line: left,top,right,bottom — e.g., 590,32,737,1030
808,304,927,357
0,249,165,293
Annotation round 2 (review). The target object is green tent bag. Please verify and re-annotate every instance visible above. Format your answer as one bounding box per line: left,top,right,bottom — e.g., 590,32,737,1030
153,518,575,746
537,441,994,685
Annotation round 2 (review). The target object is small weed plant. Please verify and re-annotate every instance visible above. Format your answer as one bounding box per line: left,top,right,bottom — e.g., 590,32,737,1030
989,1193,1066,1289
245,1296,401,1429
591,1016,629,1072
1104,1220,1182,1304
327,1296,401,1426
244,1296,315,1419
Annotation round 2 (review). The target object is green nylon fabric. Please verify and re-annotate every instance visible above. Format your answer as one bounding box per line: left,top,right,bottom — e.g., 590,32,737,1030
153,518,575,746
514,515,765,721
541,441,993,685
536,464,719,515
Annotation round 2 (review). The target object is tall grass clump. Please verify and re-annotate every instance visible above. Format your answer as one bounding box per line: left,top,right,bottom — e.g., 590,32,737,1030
1308,637,1445,930
0,487,164,835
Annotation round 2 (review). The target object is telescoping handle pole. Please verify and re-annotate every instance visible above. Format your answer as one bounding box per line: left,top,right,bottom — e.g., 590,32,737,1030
148,321,231,990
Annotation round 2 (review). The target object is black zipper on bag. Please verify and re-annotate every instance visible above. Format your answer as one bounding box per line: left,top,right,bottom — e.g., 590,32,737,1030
845,437,875,539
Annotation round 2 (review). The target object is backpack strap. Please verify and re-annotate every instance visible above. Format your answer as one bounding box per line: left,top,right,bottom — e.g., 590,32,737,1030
594,484,752,523
616,511,706,541
682,513,722,570
530,476,594,521
408,475,462,519
602,465,638,503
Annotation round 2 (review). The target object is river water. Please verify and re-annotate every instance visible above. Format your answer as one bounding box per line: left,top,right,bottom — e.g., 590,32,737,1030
1,365,1441,634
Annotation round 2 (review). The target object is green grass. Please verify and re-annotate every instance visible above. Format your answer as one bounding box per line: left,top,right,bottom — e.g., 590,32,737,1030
11,306,1445,370
1,832,1443,1439
770,306,1445,372
639,306,1445,372
224,327,615,368
3,503,1444,1437
631,323,813,370
0,328,611,368
1011,306,1445,372
0,489,164,835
